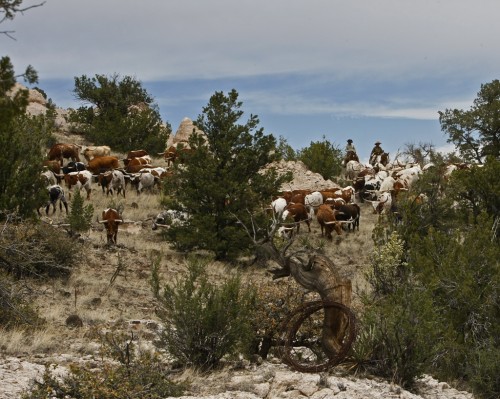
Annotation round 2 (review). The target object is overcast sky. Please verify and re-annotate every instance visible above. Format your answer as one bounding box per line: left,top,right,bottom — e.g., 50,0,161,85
4,0,500,162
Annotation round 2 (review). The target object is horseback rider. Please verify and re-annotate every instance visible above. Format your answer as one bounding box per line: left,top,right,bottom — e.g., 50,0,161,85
369,141,384,165
343,139,358,166
345,139,356,153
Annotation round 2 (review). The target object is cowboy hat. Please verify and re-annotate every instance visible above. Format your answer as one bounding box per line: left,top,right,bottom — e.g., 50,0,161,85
347,139,353,143
375,141,381,145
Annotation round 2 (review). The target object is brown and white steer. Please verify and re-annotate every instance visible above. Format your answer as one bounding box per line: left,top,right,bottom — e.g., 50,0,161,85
123,155,152,167
99,208,123,245
63,170,93,200
280,203,313,236
316,204,343,240
127,149,149,159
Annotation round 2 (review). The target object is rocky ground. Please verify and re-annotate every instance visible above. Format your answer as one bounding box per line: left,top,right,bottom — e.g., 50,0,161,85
0,354,474,399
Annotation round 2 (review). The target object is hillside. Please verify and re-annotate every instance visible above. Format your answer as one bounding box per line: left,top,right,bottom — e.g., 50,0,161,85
0,90,475,399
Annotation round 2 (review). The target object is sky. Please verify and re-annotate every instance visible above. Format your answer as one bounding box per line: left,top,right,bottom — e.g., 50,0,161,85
4,0,500,163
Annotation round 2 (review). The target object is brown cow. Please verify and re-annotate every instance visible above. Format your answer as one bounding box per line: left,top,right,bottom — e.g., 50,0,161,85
86,156,120,174
281,203,312,235
316,204,343,240
159,144,192,167
42,160,61,175
47,143,81,165
98,208,123,245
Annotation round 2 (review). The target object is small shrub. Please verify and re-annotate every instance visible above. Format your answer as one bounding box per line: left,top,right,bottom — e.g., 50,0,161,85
0,223,78,278
0,223,81,278
467,344,500,399
359,285,442,388
356,230,443,388
67,189,94,233
157,255,256,369
23,331,185,399
0,272,43,329
251,278,309,359
365,231,408,296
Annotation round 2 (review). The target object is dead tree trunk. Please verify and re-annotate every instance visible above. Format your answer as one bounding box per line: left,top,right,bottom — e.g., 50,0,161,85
236,209,355,368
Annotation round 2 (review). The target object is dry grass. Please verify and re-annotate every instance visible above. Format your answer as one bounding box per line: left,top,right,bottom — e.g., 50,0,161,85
18,158,380,361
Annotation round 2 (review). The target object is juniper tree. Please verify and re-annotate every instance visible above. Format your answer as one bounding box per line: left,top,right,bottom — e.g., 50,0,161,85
70,73,170,153
162,89,291,260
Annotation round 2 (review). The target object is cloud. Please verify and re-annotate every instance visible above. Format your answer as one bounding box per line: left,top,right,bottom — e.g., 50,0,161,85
4,0,500,82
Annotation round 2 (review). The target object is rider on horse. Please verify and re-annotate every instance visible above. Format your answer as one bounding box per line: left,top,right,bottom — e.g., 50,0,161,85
343,139,359,166
369,141,384,166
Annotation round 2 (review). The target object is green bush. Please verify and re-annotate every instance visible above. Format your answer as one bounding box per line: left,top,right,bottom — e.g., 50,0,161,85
359,284,442,388
0,222,78,278
250,277,310,359
23,330,184,399
468,344,500,399
296,135,343,180
355,231,443,388
0,272,44,329
157,255,256,369
67,189,94,233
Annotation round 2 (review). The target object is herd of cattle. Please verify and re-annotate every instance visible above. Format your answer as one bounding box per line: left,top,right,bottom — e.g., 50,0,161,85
39,142,468,245
39,142,191,243
267,155,472,241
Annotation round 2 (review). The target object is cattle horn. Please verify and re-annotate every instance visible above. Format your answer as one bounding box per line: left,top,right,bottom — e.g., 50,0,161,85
98,219,123,224
323,220,340,225
153,223,170,228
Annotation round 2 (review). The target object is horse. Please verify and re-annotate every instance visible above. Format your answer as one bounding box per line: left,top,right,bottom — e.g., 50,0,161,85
344,160,364,180
343,150,359,166
370,152,390,168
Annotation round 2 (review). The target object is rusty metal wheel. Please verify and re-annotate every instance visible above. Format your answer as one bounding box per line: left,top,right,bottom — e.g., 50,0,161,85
278,300,356,373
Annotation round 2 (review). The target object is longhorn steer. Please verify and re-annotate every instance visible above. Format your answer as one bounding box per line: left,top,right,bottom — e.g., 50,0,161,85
159,144,192,167
304,191,323,210
123,155,152,167
42,160,61,177
129,172,159,194
81,146,111,162
316,204,343,240
63,170,93,200
127,149,149,159
39,185,68,216
98,170,126,197
280,203,313,236
61,161,86,175
335,204,361,231
269,197,287,220
47,143,81,165
98,208,123,245
41,170,58,187
86,156,120,174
